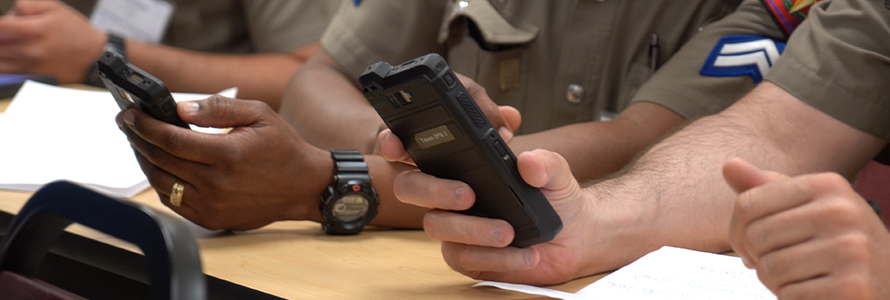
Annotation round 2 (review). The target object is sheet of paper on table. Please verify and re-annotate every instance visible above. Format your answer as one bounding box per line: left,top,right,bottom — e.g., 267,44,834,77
475,246,777,300
0,81,236,198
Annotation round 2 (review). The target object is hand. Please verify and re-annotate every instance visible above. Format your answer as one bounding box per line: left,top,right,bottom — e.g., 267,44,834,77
0,0,106,83
386,147,644,285
376,73,522,166
725,158,890,299
116,96,330,230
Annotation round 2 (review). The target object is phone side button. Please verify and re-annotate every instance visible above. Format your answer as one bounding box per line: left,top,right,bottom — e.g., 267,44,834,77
163,101,176,114
493,141,507,156
444,73,456,86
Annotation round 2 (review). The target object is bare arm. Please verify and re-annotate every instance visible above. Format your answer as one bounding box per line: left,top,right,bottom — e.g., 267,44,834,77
277,49,383,153
0,0,312,108
591,82,886,260
509,102,685,182
397,81,887,285
127,41,318,109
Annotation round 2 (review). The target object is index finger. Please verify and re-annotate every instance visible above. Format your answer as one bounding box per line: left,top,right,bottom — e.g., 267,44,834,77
729,175,819,266
455,73,511,132
0,17,39,42
119,108,229,164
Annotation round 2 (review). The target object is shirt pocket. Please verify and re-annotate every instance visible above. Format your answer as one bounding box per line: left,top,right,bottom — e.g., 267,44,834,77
438,0,539,108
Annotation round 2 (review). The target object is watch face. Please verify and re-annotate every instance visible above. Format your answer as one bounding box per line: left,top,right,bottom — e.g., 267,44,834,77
332,193,370,222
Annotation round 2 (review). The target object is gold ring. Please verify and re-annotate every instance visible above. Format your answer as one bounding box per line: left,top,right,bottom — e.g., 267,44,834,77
170,182,184,207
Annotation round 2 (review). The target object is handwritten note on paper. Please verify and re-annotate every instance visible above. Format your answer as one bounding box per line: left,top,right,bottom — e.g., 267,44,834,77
474,246,776,300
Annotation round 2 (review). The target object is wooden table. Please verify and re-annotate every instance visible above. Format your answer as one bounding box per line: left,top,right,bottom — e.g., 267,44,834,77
0,97,604,299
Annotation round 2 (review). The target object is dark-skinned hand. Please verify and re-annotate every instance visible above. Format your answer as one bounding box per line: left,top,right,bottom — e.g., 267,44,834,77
116,96,329,230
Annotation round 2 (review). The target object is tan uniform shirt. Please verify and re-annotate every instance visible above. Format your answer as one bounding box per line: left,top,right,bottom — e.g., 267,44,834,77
321,0,739,134
634,0,890,140
60,0,341,53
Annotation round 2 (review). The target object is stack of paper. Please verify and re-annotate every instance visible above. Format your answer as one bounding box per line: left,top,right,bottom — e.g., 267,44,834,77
476,246,776,300
0,81,235,198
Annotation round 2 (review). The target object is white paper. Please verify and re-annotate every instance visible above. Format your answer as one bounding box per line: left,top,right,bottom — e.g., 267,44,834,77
475,246,776,300
90,0,175,44
0,81,235,198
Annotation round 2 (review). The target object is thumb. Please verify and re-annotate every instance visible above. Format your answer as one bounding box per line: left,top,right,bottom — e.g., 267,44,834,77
14,0,60,16
177,96,272,128
722,158,788,194
517,149,580,202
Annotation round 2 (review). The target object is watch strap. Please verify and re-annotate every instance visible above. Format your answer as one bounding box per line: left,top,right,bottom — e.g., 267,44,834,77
105,33,127,57
321,150,376,235
330,150,371,183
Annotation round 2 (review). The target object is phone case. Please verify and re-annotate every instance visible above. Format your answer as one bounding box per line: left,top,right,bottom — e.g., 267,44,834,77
360,53,562,247
96,51,189,129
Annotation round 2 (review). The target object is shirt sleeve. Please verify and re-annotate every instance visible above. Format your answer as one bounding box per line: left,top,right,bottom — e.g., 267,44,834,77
765,0,890,140
242,0,342,53
320,0,448,79
631,0,786,119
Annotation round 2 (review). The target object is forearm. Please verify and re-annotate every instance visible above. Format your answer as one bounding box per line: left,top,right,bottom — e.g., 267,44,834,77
591,82,886,257
127,40,318,109
509,102,685,182
278,50,383,153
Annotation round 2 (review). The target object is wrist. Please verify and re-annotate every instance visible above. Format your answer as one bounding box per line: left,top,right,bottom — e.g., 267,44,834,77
285,146,333,223
576,181,658,275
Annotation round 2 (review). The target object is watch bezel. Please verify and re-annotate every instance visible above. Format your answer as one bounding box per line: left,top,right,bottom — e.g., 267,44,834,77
320,178,378,235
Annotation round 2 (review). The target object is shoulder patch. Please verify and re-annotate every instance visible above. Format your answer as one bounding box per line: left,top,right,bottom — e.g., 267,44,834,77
700,35,786,84
760,0,826,36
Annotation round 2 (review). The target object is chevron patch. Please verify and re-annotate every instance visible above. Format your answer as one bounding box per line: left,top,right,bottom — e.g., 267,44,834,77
700,35,786,84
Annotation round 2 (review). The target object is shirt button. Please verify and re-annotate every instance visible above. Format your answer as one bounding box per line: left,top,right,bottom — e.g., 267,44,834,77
566,84,584,104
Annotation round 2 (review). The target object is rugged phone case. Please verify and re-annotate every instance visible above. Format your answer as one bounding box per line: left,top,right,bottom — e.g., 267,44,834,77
360,53,562,247
96,51,189,129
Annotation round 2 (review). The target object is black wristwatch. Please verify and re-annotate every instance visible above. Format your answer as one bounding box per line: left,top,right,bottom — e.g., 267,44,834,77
320,150,379,235
85,33,127,87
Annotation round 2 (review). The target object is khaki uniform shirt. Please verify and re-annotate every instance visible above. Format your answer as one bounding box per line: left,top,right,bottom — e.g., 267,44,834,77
634,0,890,140
321,0,739,134
59,0,341,53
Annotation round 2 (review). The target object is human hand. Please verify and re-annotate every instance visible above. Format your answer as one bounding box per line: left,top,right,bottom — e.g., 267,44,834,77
725,158,890,299
376,73,522,166
388,148,617,285
116,96,330,230
0,0,106,83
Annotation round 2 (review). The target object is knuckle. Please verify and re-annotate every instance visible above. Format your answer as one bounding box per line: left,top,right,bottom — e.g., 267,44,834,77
822,200,865,227
734,193,756,219
835,275,872,299
160,131,183,155
815,172,849,190
834,233,872,261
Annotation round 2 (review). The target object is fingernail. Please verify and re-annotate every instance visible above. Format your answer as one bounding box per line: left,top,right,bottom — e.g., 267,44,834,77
180,101,199,115
454,187,465,208
498,126,513,142
492,225,503,242
525,251,534,267
123,110,135,127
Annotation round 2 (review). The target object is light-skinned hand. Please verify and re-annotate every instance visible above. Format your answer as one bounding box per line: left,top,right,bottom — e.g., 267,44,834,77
0,0,106,83
725,158,890,299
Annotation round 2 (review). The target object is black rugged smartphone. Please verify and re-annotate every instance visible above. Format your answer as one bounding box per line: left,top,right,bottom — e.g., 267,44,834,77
360,53,562,247
96,51,189,128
